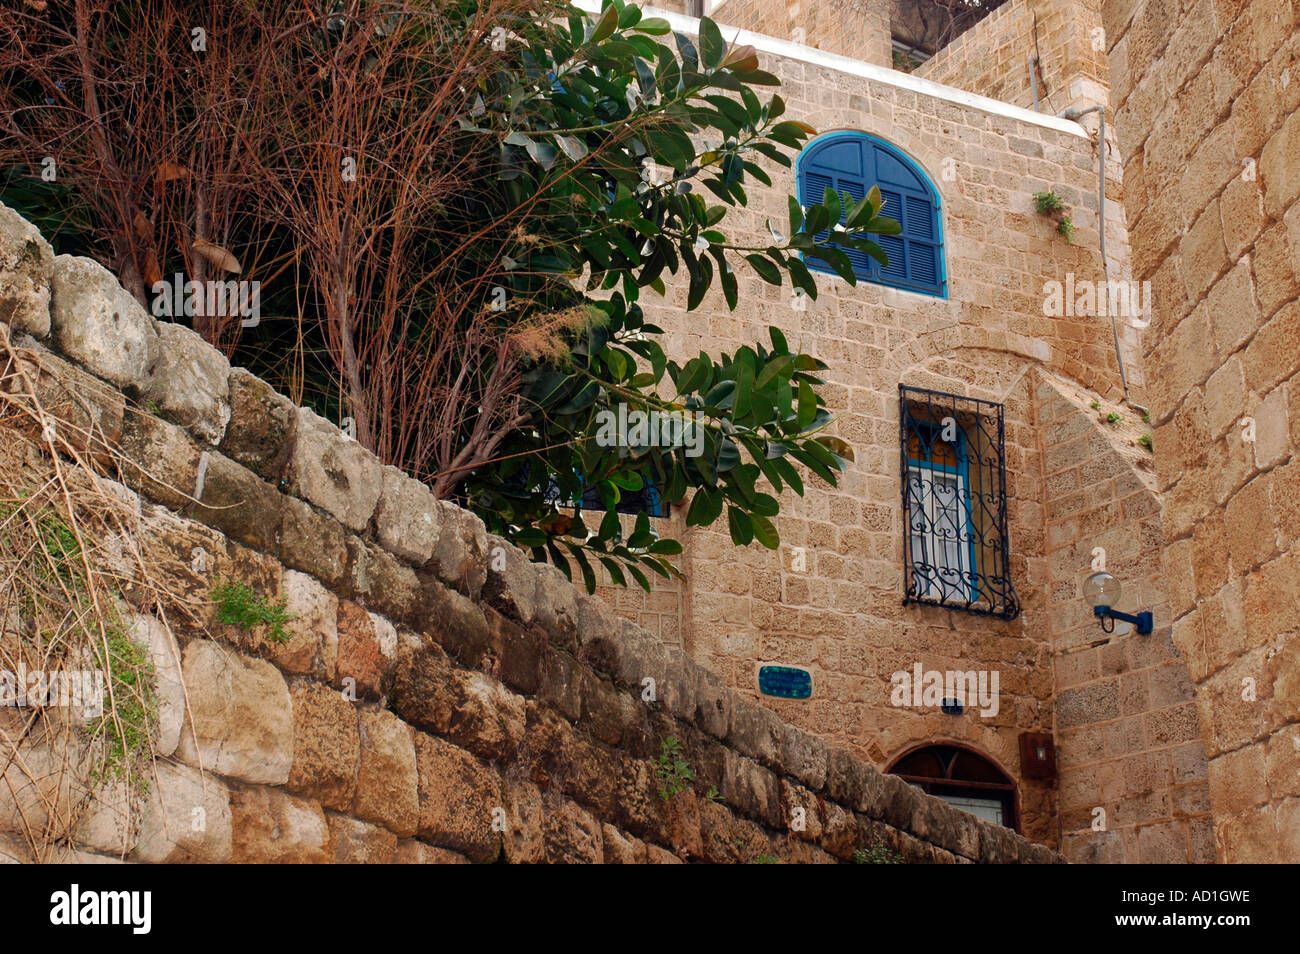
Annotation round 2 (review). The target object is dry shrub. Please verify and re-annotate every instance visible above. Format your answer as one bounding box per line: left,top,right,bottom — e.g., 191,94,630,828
0,327,200,861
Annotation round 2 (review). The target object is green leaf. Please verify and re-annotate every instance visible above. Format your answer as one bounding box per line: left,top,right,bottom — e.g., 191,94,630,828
634,16,672,35
686,486,723,526
797,379,817,428
770,326,789,354
755,354,792,389
726,506,754,545
750,512,779,549
699,17,727,70
591,4,619,43
744,254,781,285
515,528,548,548
556,135,589,160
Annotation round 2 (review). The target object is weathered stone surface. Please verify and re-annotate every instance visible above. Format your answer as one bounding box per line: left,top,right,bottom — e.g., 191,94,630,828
275,569,339,678
19,346,124,459
327,813,397,863
230,786,329,863
144,321,231,445
127,613,184,757
726,695,785,769
219,368,296,481
393,840,469,864
287,682,360,812
602,824,646,863
289,406,381,533
354,709,418,837
779,724,829,793
346,537,424,624
191,451,283,554
49,254,158,388
134,761,232,863
542,794,603,863
71,778,139,856
414,732,502,861
373,465,440,564
392,637,526,762
118,409,202,510
502,779,546,863
176,640,293,784
335,600,396,699
722,748,782,828
484,534,538,624
533,563,579,647
430,499,488,598
424,577,492,666
0,200,54,337
279,495,349,590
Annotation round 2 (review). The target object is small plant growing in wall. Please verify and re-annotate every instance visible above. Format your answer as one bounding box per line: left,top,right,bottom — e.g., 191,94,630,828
1033,190,1074,244
211,579,296,644
1138,433,1153,452
853,842,904,864
1090,400,1101,410
654,736,696,800
1106,412,1123,425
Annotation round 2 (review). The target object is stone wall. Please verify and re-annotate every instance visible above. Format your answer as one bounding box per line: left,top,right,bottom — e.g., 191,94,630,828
913,0,1110,115
1102,0,1300,862
1037,374,1212,862
708,0,893,66
0,203,1061,863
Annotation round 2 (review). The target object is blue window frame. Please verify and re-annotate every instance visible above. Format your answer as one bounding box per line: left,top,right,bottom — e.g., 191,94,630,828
899,386,1019,620
796,132,946,297
903,420,978,603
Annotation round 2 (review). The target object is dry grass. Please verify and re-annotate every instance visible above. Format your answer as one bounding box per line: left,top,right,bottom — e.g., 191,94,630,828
0,325,197,861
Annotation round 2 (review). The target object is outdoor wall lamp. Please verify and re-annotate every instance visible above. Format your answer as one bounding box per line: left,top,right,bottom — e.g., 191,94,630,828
1084,571,1153,635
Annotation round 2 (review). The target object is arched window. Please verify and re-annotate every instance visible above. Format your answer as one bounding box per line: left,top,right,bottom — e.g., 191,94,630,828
888,744,1017,829
797,132,945,297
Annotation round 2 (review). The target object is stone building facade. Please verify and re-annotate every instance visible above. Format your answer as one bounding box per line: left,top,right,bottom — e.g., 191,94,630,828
582,0,1220,861
1102,0,1300,862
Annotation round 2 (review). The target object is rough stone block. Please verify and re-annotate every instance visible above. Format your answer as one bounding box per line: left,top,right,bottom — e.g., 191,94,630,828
126,613,185,757
430,499,488,598
134,761,232,863
176,639,293,784
354,709,418,837
288,681,360,812
278,495,350,590
0,201,54,337
219,368,296,481
49,254,158,388
289,406,381,532
335,600,397,700
327,813,398,863
230,786,329,863
414,732,502,861
191,451,283,554
144,321,231,445
373,465,440,564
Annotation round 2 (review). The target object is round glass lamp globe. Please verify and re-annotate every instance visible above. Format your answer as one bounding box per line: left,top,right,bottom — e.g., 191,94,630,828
1084,571,1122,608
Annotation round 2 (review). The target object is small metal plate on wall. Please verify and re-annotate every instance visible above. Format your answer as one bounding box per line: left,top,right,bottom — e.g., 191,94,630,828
757,665,813,699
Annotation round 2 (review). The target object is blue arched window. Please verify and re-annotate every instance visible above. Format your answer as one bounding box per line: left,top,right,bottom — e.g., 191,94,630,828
797,132,946,298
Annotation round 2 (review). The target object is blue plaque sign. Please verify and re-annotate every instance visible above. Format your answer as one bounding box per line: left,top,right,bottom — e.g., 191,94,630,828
757,665,813,699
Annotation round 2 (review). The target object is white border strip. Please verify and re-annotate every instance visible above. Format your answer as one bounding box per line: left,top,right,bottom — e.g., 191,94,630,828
572,0,1088,138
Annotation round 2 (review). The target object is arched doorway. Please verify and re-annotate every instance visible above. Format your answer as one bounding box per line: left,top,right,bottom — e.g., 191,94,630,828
888,744,1018,830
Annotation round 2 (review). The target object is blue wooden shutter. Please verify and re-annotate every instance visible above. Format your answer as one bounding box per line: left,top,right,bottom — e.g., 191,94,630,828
798,135,945,297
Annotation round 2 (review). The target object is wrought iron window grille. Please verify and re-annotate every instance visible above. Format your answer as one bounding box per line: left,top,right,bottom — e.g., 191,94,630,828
899,385,1019,620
